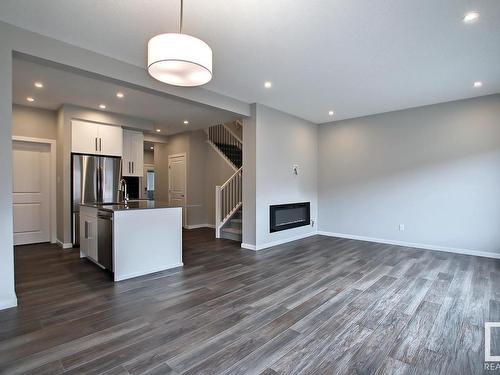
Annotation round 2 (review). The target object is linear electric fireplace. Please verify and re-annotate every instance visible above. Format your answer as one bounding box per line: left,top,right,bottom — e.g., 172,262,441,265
270,202,310,233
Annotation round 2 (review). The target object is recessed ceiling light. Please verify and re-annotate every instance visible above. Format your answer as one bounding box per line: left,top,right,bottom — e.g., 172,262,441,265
463,11,480,23
34,82,43,88
328,110,334,116
183,120,189,125
264,81,272,89
116,92,124,98
26,97,35,102
99,104,106,109
156,129,161,133
473,81,483,88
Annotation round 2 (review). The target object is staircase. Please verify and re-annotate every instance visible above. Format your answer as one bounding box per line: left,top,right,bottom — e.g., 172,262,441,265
206,122,243,242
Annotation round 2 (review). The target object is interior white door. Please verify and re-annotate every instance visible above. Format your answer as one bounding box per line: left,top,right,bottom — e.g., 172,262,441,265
12,141,51,245
168,154,186,226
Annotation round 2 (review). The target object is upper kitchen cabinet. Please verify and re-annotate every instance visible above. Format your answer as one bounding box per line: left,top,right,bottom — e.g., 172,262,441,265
122,130,144,177
71,120,123,157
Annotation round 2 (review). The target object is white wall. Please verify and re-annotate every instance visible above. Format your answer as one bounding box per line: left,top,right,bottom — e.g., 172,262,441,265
318,94,500,257
253,104,318,249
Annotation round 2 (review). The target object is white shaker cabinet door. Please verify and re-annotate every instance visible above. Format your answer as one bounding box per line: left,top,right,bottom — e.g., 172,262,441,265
72,120,99,154
98,124,123,157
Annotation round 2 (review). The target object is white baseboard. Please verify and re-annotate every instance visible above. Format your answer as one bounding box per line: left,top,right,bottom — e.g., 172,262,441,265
0,296,18,310
242,231,317,251
185,224,216,229
56,239,73,249
241,243,256,250
317,231,500,260
114,262,184,282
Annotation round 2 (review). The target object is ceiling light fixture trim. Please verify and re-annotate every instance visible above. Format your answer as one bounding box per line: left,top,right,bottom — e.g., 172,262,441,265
463,11,480,23
147,0,213,87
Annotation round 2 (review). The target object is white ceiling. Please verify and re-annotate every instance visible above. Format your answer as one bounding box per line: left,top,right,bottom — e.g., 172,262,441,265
12,58,240,134
2,0,500,123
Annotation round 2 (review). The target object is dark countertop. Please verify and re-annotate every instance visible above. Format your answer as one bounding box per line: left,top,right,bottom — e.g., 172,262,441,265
80,200,182,212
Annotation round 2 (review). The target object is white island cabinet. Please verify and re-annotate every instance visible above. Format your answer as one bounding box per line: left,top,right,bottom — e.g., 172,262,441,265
80,202,183,281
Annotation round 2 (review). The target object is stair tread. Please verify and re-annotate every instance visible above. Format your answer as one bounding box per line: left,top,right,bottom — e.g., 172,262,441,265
230,218,242,223
221,227,242,234
213,142,242,167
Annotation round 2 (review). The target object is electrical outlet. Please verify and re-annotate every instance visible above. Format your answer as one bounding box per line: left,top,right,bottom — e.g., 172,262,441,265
311,218,315,227
399,224,405,232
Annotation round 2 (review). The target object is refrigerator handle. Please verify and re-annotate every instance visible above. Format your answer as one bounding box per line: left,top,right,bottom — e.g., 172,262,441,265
96,164,101,202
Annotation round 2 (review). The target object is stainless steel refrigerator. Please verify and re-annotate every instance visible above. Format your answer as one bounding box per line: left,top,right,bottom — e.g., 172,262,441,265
72,154,122,245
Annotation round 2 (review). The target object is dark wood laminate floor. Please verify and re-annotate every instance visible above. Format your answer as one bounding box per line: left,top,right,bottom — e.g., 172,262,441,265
0,229,498,374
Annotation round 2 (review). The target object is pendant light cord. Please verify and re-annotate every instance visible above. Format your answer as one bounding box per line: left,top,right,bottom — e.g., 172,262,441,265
179,0,184,33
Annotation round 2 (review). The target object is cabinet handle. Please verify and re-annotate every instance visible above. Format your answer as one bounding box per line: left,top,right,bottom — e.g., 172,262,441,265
99,138,102,151
128,162,131,173
132,162,134,174
95,138,98,151
84,221,88,238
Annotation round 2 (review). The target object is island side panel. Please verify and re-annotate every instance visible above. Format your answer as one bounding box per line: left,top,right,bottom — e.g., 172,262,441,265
113,207,183,281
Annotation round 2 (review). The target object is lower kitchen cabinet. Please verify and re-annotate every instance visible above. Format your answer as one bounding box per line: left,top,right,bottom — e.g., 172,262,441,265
80,207,98,262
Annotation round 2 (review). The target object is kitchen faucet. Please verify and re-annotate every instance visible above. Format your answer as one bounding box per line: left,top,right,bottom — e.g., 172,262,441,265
118,178,129,204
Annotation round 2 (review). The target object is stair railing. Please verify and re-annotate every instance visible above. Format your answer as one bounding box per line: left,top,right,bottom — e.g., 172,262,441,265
208,124,242,152
215,167,242,238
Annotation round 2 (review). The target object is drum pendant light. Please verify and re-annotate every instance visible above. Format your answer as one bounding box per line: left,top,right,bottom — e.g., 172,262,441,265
147,0,212,86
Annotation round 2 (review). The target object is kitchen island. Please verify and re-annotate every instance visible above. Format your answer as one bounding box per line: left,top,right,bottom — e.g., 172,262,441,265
80,201,182,281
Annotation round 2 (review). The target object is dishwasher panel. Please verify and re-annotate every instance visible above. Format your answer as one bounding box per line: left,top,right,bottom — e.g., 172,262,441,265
97,210,113,271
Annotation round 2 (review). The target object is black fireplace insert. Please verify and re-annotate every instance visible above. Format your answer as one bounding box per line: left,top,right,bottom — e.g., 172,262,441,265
270,202,310,233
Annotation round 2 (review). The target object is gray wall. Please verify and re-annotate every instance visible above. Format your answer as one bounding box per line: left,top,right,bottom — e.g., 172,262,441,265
154,130,233,227
318,94,500,255
242,105,257,246
252,104,318,248
154,143,169,202
144,150,154,165
205,143,235,226
0,44,16,309
188,131,209,225
12,104,57,139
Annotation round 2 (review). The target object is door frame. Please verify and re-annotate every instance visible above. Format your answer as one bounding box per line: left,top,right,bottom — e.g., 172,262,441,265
12,136,57,244
168,153,187,227
141,163,155,199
